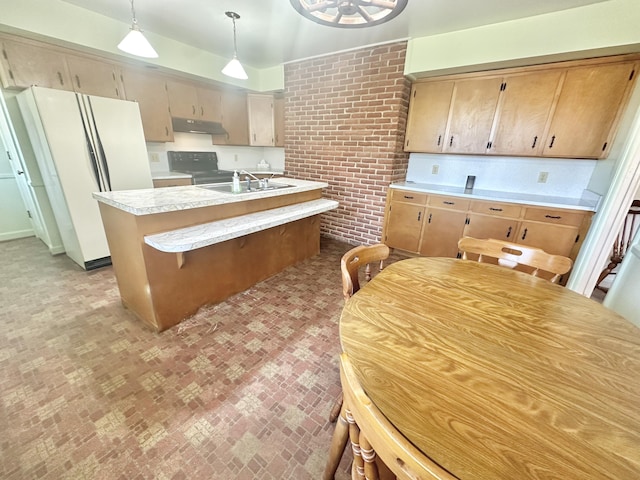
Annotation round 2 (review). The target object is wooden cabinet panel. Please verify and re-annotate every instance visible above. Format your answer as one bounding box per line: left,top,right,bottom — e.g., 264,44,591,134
517,222,580,257
427,195,470,211
385,202,425,252
153,178,192,188
166,80,200,119
469,200,522,218
66,55,122,99
465,214,518,242
443,77,503,154
404,81,453,152
543,62,637,159
121,68,173,143
420,208,467,257
489,71,562,156
523,207,585,227
0,39,71,90
247,94,275,146
274,96,285,147
217,90,249,146
197,87,222,123
393,189,428,205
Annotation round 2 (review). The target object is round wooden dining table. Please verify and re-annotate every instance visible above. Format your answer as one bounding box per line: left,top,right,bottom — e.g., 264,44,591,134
339,257,640,479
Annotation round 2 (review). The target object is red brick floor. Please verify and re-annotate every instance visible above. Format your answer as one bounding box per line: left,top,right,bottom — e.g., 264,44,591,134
0,236,405,479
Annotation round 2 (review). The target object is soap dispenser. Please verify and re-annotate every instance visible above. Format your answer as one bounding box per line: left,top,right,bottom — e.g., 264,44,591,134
232,170,241,193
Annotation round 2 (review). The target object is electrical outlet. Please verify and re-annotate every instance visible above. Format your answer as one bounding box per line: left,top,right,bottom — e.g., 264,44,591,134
537,171,549,183
432,165,439,174
149,153,160,163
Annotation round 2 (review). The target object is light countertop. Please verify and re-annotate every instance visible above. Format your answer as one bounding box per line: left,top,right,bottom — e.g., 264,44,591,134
93,178,328,216
392,182,601,212
151,171,193,180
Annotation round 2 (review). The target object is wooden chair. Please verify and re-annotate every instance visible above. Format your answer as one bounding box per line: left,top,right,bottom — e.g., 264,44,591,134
334,353,457,480
457,237,573,283
324,243,390,480
595,200,640,292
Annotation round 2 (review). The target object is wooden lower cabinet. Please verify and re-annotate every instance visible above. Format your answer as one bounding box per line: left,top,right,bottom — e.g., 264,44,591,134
383,188,593,282
152,178,193,188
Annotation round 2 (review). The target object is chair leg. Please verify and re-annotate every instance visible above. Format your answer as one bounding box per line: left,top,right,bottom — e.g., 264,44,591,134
347,409,365,480
360,434,379,480
323,403,350,480
329,391,343,423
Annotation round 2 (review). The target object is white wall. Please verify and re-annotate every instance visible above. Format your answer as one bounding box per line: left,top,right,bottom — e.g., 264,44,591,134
407,154,596,198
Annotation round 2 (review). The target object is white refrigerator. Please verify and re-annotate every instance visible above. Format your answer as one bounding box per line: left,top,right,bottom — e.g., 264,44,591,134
17,86,153,270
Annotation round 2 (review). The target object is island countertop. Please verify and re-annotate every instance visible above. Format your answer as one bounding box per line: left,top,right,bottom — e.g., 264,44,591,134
93,178,327,216
392,181,601,212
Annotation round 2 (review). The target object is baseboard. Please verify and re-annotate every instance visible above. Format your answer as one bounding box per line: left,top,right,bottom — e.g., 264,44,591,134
0,230,34,242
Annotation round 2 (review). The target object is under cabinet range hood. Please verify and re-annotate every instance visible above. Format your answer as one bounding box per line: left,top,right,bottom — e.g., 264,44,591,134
171,117,227,136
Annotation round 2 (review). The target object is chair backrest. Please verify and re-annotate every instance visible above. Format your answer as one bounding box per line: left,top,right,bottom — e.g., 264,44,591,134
340,353,457,480
457,237,573,283
341,244,390,300
613,200,640,261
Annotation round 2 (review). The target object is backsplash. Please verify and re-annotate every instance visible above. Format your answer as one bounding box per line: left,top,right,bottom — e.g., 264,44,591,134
146,132,285,172
407,153,597,198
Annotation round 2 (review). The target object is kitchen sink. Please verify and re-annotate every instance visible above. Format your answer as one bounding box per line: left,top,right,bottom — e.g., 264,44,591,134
198,181,295,194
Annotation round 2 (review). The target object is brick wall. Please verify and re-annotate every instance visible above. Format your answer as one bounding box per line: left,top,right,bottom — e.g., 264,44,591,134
284,41,411,246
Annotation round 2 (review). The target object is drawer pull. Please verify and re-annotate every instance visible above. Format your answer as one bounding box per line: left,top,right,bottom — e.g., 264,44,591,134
443,201,455,205
403,195,414,199
521,228,528,240
506,226,512,238
545,214,561,220
489,207,503,212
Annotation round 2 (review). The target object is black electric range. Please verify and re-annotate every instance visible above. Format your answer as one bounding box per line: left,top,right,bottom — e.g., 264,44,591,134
167,151,235,185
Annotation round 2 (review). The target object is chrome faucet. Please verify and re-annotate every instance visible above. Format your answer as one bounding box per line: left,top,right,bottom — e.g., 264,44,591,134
240,170,268,190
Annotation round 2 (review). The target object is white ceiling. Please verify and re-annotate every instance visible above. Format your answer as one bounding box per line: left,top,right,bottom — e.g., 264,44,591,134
60,0,608,69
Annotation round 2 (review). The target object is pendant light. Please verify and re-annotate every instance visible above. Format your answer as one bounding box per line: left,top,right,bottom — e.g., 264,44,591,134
222,11,248,80
118,0,158,58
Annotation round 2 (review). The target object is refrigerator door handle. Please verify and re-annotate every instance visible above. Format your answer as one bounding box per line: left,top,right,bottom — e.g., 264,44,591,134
87,96,112,191
76,94,103,191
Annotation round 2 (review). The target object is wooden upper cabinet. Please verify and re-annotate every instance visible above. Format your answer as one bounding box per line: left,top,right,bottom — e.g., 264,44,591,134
542,61,637,159
443,77,503,154
488,70,563,156
66,55,123,99
166,80,200,119
217,90,249,146
274,96,285,147
247,94,275,146
404,81,454,152
0,39,71,90
197,87,222,123
121,68,173,143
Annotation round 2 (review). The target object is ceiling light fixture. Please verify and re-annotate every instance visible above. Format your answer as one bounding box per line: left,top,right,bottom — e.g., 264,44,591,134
290,0,408,28
222,11,248,80
117,0,158,58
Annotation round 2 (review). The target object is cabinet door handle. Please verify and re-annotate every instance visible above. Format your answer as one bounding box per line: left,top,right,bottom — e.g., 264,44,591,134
253,133,257,142
531,136,537,149
545,215,561,220
521,228,528,240
548,135,556,148
165,126,169,136
417,212,422,221
57,71,64,86
506,226,512,238
437,135,441,146
428,213,432,224
75,75,81,89
403,195,414,199
201,106,204,116
192,105,196,115
443,201,455,205
489,207,503,212
449,136,454,147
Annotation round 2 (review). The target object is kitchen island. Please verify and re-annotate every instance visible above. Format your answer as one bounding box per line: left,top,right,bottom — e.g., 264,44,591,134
93,178,338,332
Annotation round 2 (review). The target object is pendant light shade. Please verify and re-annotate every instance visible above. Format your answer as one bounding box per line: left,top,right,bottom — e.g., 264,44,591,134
222,12,248,80
118,0,158,58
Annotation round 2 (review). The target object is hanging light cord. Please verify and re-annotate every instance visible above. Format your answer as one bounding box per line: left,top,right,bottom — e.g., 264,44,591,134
231,15,239,56
129,0,138,26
